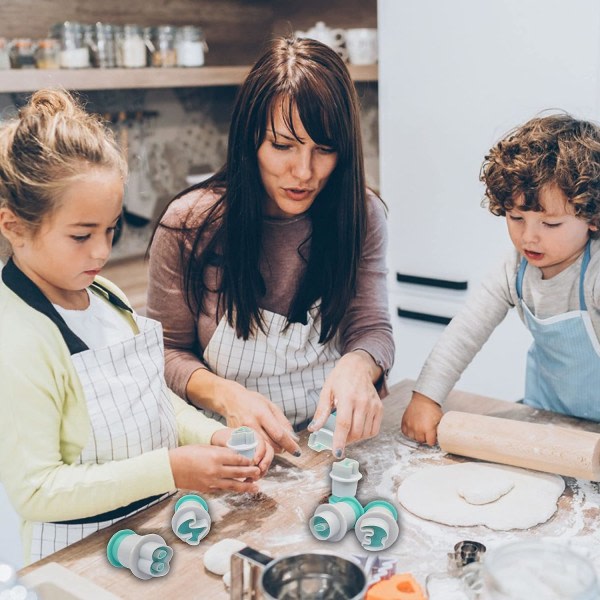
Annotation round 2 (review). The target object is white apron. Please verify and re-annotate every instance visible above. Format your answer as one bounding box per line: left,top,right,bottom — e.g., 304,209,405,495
203,306,341,428
29,308,178,562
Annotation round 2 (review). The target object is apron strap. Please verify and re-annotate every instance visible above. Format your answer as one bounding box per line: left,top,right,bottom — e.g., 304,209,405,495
516,256,527,300
516,238,592,309
2,258,134,354
579,239,592,311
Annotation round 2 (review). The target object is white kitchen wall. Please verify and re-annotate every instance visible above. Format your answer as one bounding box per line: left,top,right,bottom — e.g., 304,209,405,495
379,0,600,398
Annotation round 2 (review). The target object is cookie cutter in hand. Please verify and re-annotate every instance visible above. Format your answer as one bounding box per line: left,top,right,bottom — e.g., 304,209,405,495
227,426,258,459
308,412,337,452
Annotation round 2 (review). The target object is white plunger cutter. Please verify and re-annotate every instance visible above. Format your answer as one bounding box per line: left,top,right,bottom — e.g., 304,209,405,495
329,458,362,497
171,494,212,545
309,496,364,542
107,529,173,580
355,501,400,552
227,426,258,459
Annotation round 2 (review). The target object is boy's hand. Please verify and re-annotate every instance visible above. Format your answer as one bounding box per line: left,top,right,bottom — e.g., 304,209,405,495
211,427,274,475
169,445,261,494
401,392,442,446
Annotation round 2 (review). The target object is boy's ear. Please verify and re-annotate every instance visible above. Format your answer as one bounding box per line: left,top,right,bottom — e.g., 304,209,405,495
589,224,599,232
0,207,27,247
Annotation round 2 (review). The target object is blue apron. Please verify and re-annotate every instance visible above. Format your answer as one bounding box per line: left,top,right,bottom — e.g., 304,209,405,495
516,240,600,421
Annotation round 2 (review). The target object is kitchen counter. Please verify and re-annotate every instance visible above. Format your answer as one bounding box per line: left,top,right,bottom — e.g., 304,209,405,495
19,380,600,598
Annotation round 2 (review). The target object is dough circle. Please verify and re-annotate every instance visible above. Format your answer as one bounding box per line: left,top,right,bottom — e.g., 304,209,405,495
397,462,565,530
203,538,247,575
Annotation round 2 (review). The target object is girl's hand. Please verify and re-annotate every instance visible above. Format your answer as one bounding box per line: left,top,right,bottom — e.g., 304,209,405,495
401,392,442,446
308,351,383,458
211,427,275,475
168,445,261,493
218,381,301,456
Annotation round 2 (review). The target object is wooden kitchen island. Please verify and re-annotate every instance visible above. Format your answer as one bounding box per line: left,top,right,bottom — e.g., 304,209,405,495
19,380,600,598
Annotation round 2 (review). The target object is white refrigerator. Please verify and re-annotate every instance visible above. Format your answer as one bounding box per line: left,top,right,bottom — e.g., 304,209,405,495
378,0,600,399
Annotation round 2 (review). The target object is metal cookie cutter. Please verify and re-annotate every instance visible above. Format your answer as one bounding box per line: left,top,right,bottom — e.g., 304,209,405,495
448,540,486,574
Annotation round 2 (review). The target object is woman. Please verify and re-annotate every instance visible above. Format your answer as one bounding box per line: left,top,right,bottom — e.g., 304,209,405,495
147,37,394,458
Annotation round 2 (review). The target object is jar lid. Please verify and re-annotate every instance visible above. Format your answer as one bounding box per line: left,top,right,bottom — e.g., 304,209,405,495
13,38,34,48
38,38,60,48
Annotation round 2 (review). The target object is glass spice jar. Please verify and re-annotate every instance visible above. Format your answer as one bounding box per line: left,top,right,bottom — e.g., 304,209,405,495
117,25,147,68
175,25,208,67
88,23,116,68
0,38,10,70
35,38,61,69
151,25,177,68
51,21,90,69
9,39,37,69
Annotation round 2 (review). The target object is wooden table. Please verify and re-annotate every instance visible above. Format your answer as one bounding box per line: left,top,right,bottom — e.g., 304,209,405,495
19,380,600,598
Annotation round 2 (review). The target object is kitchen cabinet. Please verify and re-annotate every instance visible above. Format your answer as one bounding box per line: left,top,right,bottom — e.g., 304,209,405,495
379,0,600,399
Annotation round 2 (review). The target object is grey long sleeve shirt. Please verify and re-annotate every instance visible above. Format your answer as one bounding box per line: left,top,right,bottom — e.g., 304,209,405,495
147,188,395,401
415,238,600,405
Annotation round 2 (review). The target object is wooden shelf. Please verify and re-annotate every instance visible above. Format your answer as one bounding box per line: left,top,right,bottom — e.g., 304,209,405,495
0,64,377,93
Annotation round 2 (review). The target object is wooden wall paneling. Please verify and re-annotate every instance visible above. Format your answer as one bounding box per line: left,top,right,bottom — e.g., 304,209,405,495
271,0,377,36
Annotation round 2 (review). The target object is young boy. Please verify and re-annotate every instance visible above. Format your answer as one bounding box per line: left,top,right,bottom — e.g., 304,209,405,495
401,114,600,445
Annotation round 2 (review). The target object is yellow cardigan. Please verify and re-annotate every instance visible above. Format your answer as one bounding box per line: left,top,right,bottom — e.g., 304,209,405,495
0,275,224,564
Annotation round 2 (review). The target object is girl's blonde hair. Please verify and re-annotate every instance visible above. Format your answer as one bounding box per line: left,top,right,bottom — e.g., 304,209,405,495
0,89,126,257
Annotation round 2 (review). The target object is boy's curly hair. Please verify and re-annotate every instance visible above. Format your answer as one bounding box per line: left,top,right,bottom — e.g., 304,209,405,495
481,113,600,230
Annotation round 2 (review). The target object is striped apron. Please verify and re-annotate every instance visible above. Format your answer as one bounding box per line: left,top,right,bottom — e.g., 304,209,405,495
0,264,180,562
203,306,341,429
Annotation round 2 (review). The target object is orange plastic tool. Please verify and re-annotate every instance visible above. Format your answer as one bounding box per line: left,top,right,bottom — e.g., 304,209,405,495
366,573,427,600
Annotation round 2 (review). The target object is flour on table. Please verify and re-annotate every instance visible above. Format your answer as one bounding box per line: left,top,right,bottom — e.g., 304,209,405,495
397,462,565,530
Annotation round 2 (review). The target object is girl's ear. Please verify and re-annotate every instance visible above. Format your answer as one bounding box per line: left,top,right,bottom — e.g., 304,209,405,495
589,224,599,233
0,207,27,247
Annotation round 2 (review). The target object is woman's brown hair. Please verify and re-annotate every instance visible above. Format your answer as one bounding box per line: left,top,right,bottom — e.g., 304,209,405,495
156,37,369,343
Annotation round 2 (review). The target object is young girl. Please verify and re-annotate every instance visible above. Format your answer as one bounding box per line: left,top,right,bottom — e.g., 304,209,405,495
147,37,394,460
0,89,272,564
401,114,600,445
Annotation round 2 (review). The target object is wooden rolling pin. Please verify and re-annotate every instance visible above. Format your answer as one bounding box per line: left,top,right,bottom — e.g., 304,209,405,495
437,411,600,481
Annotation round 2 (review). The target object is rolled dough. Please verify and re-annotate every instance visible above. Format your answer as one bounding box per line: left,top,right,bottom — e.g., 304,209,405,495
203,538,247,575
397,462,565,530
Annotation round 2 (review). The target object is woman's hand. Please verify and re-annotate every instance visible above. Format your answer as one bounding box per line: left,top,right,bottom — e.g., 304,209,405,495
211,427,275,475
308,350,383,458
401,392,442,446
169,445,261,494
216,380,301,456
186,370,301,456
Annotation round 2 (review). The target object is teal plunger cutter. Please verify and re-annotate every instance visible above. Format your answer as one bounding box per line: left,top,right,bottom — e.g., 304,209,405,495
171,494,211,545
107,529,173,580
308,413,337,452
309,496,364,542
227,426,258,459
330,458,362,497
355,500,399,552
